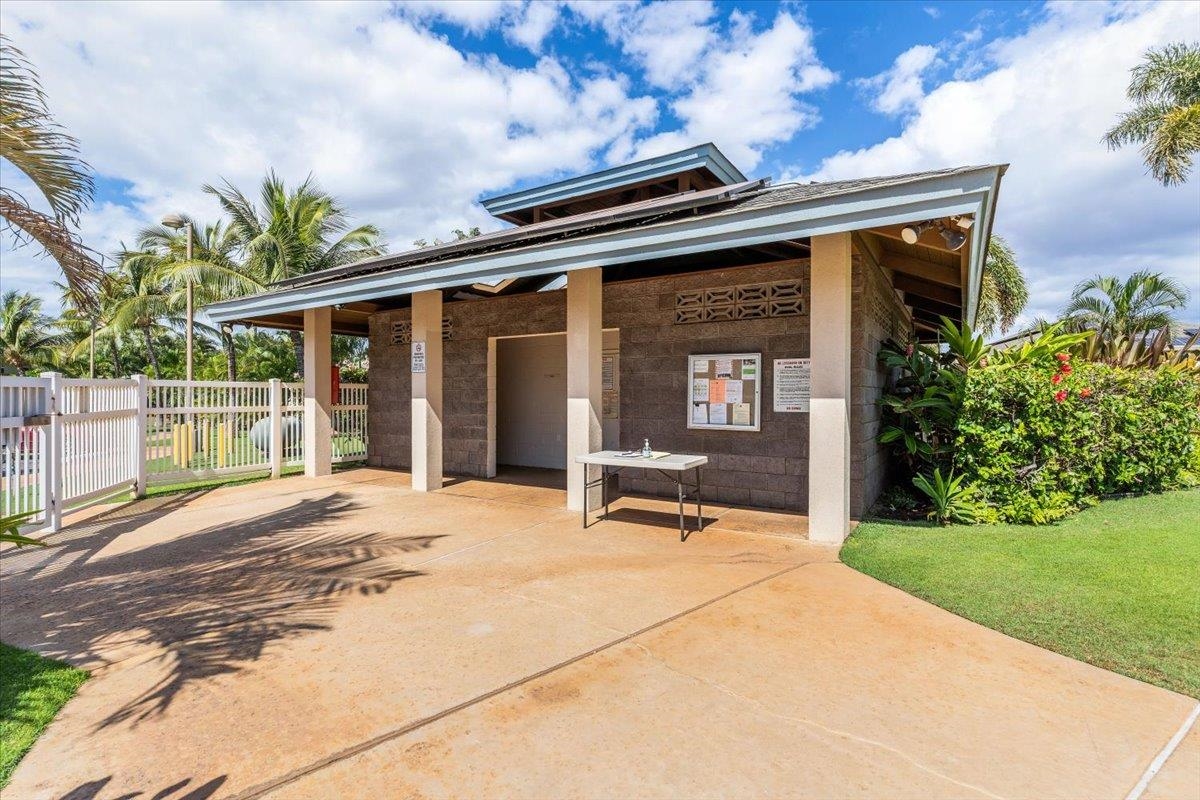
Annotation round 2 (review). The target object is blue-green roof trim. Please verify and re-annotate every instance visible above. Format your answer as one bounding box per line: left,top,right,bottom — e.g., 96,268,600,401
480,143,747,218
207,166,1006,328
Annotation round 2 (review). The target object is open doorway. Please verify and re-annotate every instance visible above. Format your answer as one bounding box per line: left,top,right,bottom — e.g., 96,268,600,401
490,330,620,483
496,334,568,470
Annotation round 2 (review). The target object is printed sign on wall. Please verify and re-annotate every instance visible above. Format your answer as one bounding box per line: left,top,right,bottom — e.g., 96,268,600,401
411,341,427,374
687,353,762,431
773,358,811,412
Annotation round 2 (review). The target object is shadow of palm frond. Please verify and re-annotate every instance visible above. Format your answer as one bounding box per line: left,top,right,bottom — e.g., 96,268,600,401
0,491,441,728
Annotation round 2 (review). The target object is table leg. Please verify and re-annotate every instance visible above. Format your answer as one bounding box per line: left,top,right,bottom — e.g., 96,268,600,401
677,475,685,542
581,462,588,529
696,466,703,532
603,464,609,519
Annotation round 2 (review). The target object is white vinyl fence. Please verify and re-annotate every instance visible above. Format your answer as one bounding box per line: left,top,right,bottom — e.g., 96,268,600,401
0,374,368,531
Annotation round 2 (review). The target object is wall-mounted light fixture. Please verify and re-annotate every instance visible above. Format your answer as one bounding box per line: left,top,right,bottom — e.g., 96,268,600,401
900,220,934,244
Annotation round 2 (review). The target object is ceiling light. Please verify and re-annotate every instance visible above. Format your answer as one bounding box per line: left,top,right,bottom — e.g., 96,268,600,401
940,227,967,251
900,221,934,244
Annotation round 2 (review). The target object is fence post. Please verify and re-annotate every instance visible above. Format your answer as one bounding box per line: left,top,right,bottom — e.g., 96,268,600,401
40,372,63,532
269,378,283,479
133,374,148,497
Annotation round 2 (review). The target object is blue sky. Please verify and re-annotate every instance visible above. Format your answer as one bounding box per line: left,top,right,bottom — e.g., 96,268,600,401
1,0,1197,327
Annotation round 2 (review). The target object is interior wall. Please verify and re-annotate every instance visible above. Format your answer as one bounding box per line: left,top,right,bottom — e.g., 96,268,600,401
496,335,567,469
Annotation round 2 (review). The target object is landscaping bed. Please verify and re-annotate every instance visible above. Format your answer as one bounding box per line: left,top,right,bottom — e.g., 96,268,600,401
842,489,1200,697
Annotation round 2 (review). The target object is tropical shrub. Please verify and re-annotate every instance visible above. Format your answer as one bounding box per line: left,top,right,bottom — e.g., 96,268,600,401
956,359,1198,522
878,317,1199,524
912,469,993,524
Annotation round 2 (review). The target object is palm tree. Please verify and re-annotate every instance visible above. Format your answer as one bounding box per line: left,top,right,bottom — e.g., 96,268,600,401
205,171,385,376
0,35,102,307
1104,42,1200,186
0,290,63,374
141,217,257,380
975,235,1029,337
1062,270,1190,349
106,249,186,377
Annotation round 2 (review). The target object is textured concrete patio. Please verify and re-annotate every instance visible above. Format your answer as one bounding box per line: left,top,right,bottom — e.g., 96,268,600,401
1,468,1195,799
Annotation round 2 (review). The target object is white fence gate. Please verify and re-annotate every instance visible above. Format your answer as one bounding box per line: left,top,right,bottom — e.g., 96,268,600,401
0,374,368,532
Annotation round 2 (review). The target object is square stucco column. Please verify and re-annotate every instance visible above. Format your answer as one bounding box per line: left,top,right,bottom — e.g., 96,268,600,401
411,290,443,492
566,268,602,511
808,233,852,543
303,306,332,478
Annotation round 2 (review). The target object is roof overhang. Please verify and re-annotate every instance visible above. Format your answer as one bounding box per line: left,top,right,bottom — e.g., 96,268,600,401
207,165,1005,328
480,143,747,221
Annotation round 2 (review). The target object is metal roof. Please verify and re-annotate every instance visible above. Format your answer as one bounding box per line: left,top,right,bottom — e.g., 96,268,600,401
275,178,767,290
206,163,1006,326
479,143,747,220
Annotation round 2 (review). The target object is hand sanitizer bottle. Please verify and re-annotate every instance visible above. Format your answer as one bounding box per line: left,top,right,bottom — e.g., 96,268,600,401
642,438,652,458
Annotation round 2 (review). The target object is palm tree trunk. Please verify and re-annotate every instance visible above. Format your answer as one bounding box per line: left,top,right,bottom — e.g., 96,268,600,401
88,319,96,378
109,338,122,377
144,326,160,377
222,326,238,381
289,329,304,380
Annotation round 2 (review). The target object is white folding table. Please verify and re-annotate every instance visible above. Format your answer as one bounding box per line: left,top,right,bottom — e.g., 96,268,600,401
574,450,708,541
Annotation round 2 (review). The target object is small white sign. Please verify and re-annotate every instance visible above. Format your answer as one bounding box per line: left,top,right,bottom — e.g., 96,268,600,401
774,358,811,412
411,341,427,374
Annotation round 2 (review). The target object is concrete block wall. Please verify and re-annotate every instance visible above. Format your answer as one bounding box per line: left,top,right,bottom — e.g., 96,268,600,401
602,263,810,510
849,254,913,517
367,257,905,515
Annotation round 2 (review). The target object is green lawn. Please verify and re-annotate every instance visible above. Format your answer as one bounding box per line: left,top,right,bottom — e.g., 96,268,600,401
842,489,1200,698
0,643,88,787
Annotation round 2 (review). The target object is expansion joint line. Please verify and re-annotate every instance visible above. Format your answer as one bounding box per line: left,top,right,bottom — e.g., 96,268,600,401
229,561,809,799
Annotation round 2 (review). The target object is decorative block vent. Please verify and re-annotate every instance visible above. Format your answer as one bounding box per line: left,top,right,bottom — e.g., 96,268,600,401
391,318,453,344
674,279,806,324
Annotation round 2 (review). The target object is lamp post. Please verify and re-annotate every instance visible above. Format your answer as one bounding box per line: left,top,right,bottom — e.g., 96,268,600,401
161,213,194,381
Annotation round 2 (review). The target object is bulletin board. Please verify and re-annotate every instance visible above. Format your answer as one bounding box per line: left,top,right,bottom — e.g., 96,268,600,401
687,353,762,431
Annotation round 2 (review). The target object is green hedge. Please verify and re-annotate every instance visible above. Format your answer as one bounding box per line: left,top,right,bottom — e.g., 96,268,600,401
955,362,1200,522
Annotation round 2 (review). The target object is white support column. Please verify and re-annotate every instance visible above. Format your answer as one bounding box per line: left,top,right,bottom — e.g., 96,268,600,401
566,268,603,512
133,374,148,497
269,378,283,479
808,233,853,544
303,307,333,478
411,290,443,492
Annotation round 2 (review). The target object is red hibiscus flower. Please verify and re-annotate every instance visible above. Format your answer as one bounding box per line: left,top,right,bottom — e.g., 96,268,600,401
1056,352,1071,362
1051,372,1063,385
1060,363,1073,375
1054,389,1068,403
1080,387,1092,398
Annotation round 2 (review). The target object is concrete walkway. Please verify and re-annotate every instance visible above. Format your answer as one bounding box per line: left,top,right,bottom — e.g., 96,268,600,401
1,469,1195,799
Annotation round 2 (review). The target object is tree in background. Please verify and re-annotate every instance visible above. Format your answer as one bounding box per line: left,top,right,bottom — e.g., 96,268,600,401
975,235,1029,337
205,171,386,376
0,290,63,374
134,217,255,380
0,35,102,307
1062,270,1190,349
1104,42,1200,186
106,248,189,378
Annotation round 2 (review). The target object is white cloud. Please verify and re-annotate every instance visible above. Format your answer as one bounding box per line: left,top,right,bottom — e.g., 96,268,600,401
633,10,837,171
393,0,515,34
574,0,717,90
923,6,941,20
803,1,1200,325
0,0,659,309
858,44,940,116
505,1,564,52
